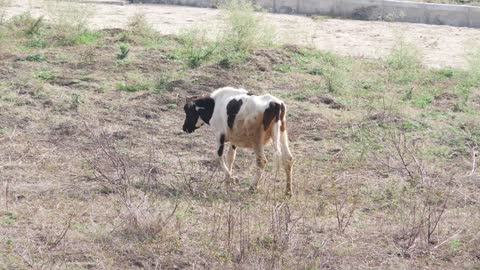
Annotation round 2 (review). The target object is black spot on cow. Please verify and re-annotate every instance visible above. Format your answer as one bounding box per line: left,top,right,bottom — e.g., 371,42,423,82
226,99,243,129
218,134,225,156
263,102,281,130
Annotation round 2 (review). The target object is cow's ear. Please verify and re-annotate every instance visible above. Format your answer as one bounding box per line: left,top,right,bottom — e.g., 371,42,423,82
186,96,195,103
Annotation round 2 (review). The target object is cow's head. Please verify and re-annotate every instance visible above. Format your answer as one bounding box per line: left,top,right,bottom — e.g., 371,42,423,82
182,96,215,133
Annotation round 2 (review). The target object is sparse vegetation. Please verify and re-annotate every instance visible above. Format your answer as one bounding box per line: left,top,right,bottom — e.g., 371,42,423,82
1,3,480,270
217,0,276,63
387,39,421,84
116,81,149,92
26,53,46,62
36,70,56,81
173,0,277,68
173,28,218,68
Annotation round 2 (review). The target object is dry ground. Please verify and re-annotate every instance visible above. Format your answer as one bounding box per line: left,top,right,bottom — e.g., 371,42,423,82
3,0,480,69
1,5,480,270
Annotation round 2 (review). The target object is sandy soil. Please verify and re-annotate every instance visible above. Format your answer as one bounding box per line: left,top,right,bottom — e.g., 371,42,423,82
3,0,480,69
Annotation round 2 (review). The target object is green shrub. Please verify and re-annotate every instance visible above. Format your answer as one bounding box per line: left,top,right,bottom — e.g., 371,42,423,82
173,28,217,68
439,68,454,78
153,72,183,93
387,41,420,70
43,0,97,46
6,12,44,36
117,43,130,60
171,0,276,68
467,47,480,85
44,0,94,32
219,0,275,52
126,13,157,42
387,40,421,84
217,0,276,63
294,49,351,93
25,37,48,48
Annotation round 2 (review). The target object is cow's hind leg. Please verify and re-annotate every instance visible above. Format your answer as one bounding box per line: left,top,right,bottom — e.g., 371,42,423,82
226,144,239,184
280,127,294,196
250,132,267,193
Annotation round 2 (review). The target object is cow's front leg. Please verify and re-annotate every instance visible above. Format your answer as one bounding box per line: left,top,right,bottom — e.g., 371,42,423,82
217,133,234,185
250,131,267,193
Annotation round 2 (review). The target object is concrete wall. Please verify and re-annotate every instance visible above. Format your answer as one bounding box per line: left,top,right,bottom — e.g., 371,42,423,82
130,0,480,28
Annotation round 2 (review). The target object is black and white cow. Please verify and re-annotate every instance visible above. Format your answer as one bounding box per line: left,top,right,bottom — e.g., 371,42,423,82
182,87,294,196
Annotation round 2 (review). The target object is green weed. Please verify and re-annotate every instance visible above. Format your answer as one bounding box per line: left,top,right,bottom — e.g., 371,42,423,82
154,72,183,94
273,64,299,73
0,214,16,225
450,239,462,252
217,0,276,63
44,0,95,32
412,93,434,108
439,68,454,78
299,50,351,93
401,120,425,132
54,30,102,46
174,28,217,68
467,47,480,82
167,104,177,109
70,93,82,110
26,53,46,62
387,40,421,84
116,82,150,92
117,43,130,60
387,41,420,70
25,37,48,48
125,13,161,46
74,31,102,45
6,12,43,37
36,70,56,81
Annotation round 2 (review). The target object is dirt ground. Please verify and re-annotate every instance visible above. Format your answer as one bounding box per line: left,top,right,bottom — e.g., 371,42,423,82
4,0,480,69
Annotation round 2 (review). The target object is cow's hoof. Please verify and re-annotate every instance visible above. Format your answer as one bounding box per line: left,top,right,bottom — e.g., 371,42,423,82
225,176,239,186
285,191,292,197
249,186,257,194
232,176,240,185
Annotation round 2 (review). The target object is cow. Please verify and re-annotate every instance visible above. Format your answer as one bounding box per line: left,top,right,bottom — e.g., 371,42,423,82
182,87,294,196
